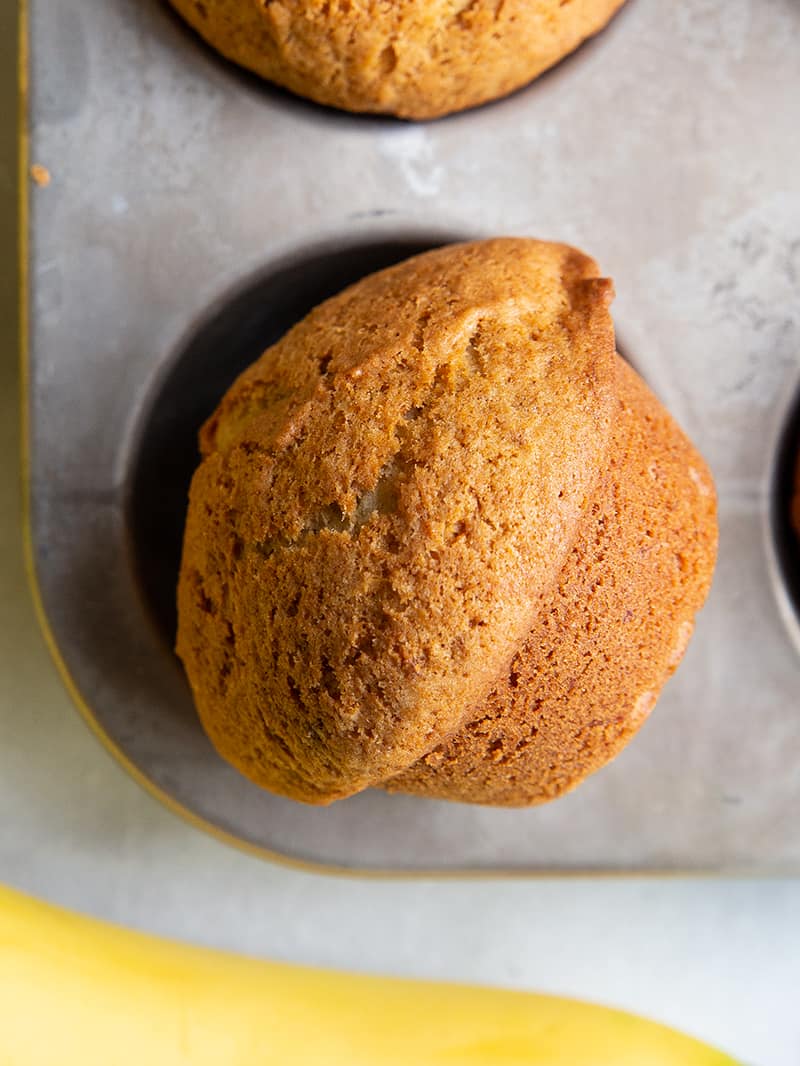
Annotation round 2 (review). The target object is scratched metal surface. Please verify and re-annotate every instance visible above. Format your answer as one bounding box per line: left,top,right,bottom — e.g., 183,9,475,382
27,0,800,871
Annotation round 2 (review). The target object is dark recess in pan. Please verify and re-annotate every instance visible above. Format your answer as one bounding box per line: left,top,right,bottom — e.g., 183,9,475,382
769,384,800,635
125,233,466,651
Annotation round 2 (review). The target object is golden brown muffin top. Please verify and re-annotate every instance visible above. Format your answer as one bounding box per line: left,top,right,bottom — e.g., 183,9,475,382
169,0,626,118
177,239,617,802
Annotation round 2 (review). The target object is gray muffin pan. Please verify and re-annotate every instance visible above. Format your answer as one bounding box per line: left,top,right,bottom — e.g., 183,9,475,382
26,0,800,872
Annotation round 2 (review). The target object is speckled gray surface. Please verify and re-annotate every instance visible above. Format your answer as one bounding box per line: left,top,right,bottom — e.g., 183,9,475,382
26,0,800,870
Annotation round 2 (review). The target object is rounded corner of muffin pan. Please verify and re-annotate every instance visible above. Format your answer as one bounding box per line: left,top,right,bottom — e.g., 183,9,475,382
765,370,800,659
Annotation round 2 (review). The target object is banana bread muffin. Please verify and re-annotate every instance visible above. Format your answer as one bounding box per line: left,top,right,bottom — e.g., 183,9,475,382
177,239,618,802
167,0,627,119
177,238,717,807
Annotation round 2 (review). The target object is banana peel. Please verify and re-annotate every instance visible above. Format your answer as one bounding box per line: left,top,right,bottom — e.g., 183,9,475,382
0,883,740,1065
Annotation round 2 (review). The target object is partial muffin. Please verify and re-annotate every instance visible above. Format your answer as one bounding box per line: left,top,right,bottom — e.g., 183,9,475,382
387,356,718,805
177,239,618,803
167,0,627,119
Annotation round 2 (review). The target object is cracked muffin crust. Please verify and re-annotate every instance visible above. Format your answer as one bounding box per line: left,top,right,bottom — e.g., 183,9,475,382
177,238,618,803
167,0,627,119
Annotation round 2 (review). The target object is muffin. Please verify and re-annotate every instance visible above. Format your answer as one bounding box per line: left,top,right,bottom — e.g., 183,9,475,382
167,0,627,119
176,238,718,807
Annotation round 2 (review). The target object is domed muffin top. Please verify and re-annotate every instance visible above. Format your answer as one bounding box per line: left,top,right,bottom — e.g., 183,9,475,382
177,239,617,802
168,0,627,118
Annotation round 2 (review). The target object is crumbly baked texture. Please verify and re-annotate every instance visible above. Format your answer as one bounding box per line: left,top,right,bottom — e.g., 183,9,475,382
176,239,617,803
167,0,627,119
386,357,718,805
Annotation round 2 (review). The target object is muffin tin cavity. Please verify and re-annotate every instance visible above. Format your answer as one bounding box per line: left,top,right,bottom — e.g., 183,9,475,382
768,380,800,653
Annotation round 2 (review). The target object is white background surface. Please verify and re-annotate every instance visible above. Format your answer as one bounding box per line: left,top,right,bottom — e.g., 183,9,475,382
2,378,799,1065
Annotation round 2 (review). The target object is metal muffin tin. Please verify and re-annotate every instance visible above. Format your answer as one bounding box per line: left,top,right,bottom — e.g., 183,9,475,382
26,0,800,872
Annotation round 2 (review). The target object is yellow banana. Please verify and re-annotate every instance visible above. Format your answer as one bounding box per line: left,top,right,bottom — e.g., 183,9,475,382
0,883,738,1065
